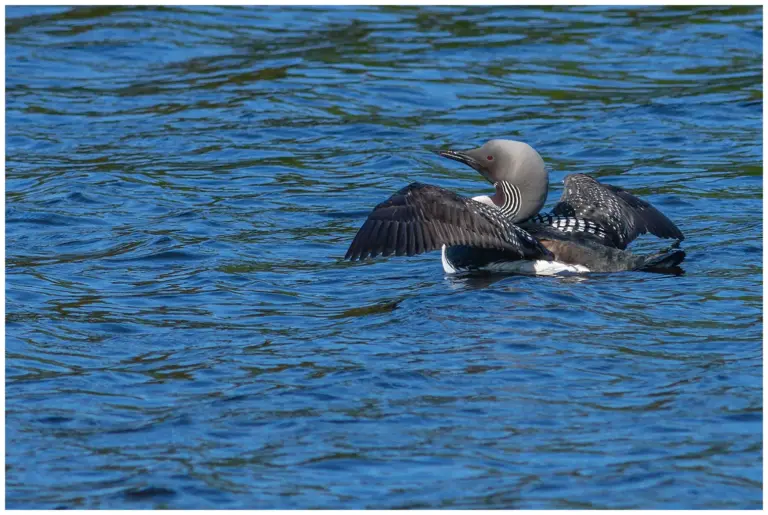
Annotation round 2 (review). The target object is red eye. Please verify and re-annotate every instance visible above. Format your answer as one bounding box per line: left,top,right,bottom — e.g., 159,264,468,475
487,155,494,161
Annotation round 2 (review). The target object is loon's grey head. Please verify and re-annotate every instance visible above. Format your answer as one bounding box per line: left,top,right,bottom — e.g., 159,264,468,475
436,139,549,222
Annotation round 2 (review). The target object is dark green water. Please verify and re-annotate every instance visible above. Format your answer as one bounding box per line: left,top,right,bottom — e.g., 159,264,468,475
6,5,762,509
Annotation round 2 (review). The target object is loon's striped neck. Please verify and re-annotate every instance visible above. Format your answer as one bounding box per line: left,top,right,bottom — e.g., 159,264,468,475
490,181,546,223
488,181,524,221
499,181,521,220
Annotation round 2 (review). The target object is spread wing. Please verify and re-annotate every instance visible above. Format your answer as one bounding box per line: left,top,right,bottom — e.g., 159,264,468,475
345,182,552,261
550,174,684,249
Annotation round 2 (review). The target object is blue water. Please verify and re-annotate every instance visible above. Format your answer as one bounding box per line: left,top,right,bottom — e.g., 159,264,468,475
6,5,762,509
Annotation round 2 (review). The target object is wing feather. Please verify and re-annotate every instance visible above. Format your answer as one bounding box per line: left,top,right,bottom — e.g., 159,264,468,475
422,223,435,252
345,182,551,261
381,221,397,257
396,221,407,257
368,220,384,258
413,222,425,255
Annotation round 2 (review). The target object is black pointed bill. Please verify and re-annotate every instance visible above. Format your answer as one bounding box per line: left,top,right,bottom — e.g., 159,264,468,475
434,149,491,182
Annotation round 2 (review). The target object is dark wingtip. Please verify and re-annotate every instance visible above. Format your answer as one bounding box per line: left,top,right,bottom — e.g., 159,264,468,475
344,240,358,261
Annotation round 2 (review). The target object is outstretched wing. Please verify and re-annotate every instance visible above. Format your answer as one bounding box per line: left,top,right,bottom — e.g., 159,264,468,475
345,182,552,261
550,174,684,249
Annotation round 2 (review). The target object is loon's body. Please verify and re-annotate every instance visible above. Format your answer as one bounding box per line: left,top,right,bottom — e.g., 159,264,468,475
345,139,685,275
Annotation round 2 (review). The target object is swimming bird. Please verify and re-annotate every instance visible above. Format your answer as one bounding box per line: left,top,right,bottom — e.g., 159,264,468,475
344,139,685,275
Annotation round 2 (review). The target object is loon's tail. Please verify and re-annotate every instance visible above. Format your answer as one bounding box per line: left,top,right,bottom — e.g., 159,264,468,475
636,244,686,274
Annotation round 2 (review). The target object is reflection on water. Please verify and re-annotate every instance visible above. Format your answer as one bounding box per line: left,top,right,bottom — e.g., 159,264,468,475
6,5,762,509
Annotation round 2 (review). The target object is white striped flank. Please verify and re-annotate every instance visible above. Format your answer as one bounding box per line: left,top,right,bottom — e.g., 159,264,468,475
440,245,590,276
483,260,590,275
529,212,607,238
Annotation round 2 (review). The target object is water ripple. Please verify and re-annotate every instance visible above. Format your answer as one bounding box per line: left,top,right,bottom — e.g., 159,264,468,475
6,5,762,510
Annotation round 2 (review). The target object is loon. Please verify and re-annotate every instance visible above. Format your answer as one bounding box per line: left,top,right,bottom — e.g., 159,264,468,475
344,139,685,275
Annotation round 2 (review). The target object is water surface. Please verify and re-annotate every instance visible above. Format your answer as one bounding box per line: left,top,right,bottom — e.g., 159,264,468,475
6,5,762,509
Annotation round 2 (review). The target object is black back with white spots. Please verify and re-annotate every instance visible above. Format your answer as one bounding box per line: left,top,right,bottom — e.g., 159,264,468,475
524,213,608,240
540,174,684,249
345,182,552,261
